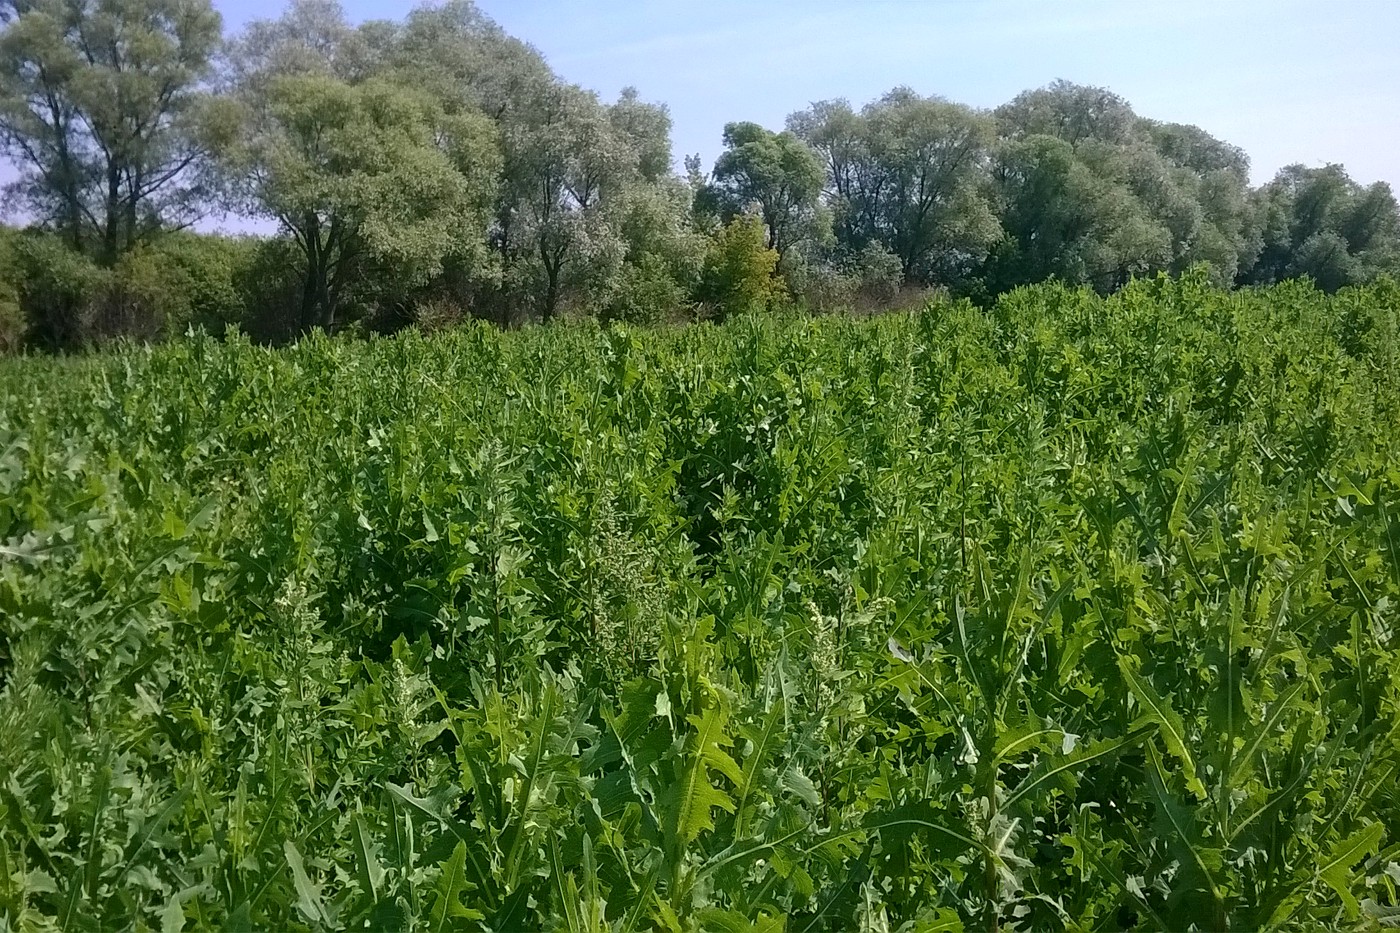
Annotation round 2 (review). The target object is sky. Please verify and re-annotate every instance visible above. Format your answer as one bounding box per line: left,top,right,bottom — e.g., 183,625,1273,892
3,0,1399,216
461,0,1400,188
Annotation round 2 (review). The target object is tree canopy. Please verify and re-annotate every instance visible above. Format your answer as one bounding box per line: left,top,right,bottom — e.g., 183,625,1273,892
0,2,1396,350
0,0,223,261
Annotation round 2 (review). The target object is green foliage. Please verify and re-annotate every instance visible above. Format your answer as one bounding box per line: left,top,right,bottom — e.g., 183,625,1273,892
701,121,830,266
0,228,22,353
1243,164,1400,292
788,243,905,315
603,252,692,324
696,216,785,317
0,230,259,350
0,0,223,261
789,89,1001,285
984,82,1260,295
2,276,1398,929
7,230,110,349
218,70,501,332
108,234,258,338
5,2,1396,345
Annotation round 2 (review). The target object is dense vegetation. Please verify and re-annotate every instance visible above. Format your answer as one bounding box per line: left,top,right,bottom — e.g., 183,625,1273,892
2,0,1399,352
2,274,1399,930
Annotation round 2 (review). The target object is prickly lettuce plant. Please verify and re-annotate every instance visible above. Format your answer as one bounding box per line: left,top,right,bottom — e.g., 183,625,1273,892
1,274,1398,930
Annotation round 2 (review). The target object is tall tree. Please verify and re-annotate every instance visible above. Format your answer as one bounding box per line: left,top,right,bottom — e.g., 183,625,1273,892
0,0,222,261
220,2,501,333
700,121,828,267
996,79,1138,147
1143,120,1254,280
609,85,671,183
395,0,553,126
986,81,1255,293
494,82,627,320
218,73,499,332
790,88,1000,285
1242,163,1400,291
983,134,1170,294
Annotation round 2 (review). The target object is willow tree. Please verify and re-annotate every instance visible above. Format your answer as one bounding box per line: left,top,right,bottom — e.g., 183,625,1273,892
0,0,223,261
219,72,499,332
700,121,828,269
789,88,1000,286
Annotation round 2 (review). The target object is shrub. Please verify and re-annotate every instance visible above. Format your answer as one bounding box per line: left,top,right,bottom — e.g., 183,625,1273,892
144,233,258,334
9,233,110,351
235,237,306,344
788,260,858,314
694,216,784,319
852,241,903,305
409,297,469,333
0,229,24,353
789,243,905,315
603,253,692,325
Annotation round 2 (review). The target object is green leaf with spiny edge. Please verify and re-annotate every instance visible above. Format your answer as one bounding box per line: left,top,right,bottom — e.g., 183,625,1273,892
1316,822,1385,919
428,841,484,930
733,697,787,837
1146,745,1224,928
659,703,741,851
284,840,329,926
1118,655,1207,798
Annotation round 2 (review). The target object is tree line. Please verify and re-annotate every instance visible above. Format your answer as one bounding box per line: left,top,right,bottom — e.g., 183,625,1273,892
2,0,1397,351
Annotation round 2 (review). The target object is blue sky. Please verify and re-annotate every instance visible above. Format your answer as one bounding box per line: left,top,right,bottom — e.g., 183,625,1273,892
381,0,1397,188
3,0,1399,214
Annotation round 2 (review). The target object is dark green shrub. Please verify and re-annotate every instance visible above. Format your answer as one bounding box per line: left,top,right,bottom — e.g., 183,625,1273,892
9,233,110,351
0,228,23,353
603,253,692,325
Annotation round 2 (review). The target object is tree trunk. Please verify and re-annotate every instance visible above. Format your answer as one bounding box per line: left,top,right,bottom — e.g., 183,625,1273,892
102,163,122,266
540,235,562,322
298,213,325,334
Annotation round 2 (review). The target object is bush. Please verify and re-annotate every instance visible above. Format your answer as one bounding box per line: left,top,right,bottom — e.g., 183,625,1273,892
694,216,784,319
408,297,469,333
137,233,258,334
10,233,110,351
852,242,903,305
603,253,692,325
236,237,306,344
0,229,24,353
103,238,245,342
789,243,905,315
788,261,858,314
0,231,262,351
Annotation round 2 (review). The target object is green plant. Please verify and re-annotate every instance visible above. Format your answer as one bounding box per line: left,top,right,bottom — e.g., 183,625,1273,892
696,216,786,319
1,276,1397,930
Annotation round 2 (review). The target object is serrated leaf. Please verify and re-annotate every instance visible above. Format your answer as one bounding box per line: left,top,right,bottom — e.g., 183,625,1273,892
284,840,328,925
660,703,740,849
734,699,787,836
780,767,819,808
1118,656,1206,797
429,841,484,930
1318,823,1385,918
1146,746,1223,924
860,802,979,857
160,892,185,933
